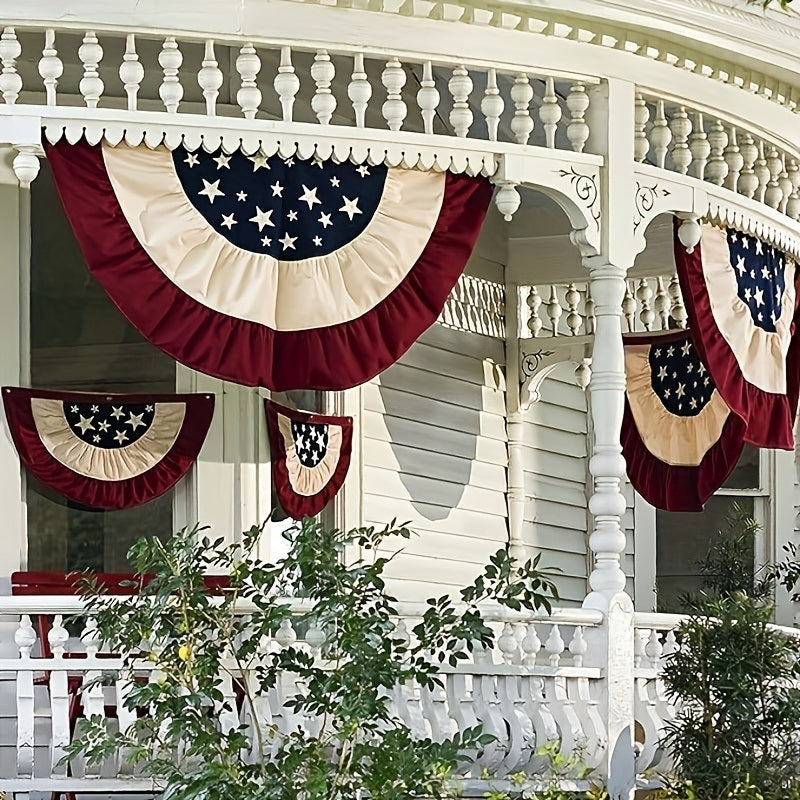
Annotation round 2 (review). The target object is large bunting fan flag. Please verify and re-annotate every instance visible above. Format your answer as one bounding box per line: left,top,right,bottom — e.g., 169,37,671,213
266,400,352,519
674,220,800,449
621,331,746,512
44,139,493,391
2,388,214,510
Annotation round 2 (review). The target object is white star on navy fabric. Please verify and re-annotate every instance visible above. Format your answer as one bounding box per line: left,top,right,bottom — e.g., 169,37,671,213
339,196,362,220
249,207,275,231
291,420,330,468
649,336,715,418
63,401,157,450
199,179,224,203
299,185,322,210
727,228,786,333
173,147,387,261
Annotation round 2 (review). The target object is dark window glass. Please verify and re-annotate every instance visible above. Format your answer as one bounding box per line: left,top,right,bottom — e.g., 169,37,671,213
27,162,176,573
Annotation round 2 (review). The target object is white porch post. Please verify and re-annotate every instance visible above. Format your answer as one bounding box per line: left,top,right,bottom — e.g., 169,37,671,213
582,78,636,800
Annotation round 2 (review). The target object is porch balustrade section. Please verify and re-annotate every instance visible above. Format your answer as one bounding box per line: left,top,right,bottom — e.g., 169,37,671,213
523,273,687,339
0,25,596,153
636,92,800,223
0,596,607,793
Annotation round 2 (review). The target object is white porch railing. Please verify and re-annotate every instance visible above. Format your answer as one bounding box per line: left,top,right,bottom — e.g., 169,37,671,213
0,25,597,153
523,272,687,339
0,596,617,794
635,92,800,223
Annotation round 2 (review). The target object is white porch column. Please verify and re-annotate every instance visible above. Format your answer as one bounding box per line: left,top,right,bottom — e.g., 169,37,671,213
582,78,636,800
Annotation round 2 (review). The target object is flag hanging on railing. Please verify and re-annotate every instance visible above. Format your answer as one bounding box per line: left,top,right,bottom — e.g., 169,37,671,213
2,388,214,509
674,220,800,449
265,400,352,519
44,139,493,392
621,331,746,511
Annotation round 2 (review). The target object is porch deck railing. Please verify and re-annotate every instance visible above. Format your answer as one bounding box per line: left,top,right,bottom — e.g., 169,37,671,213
0,595,616,795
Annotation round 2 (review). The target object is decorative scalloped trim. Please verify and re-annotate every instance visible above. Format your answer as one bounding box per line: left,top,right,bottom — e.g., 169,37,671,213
705,198,800,261
42,122,498,178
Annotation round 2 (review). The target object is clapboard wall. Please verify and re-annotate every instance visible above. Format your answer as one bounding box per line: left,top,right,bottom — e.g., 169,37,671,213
522,364,635,605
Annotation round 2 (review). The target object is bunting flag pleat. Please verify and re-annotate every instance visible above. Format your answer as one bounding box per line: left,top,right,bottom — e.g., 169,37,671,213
673,220,800,449
3,388,214,510
621,330,746,512
265,400,352,519
44,139,493,391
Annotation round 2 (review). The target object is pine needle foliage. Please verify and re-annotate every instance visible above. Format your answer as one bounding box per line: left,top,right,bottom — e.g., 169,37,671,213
661,508,800,800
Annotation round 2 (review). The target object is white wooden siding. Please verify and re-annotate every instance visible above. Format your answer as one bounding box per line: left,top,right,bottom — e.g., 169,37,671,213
363,322,508,602
522,368,590,606
520,366,636,607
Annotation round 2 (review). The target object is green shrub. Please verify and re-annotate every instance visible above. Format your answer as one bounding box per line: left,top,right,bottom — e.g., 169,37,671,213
67,517,559,800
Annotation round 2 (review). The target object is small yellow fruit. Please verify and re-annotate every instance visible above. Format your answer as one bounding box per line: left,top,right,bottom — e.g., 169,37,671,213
178,644,193,661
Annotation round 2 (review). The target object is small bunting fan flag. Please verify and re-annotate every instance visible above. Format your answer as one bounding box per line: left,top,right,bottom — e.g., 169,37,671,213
673,220,800,449
265,400,353,519
621,331,746,512
44,138,493,391
2,388,214,509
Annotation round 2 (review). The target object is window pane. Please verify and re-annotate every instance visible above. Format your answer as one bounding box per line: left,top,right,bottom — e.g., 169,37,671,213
720,444,760,490
655,495,755,612
27,162,176,574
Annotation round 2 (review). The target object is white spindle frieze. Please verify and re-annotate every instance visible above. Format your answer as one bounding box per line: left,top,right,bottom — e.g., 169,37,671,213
522,273,686,339
637,93,800,224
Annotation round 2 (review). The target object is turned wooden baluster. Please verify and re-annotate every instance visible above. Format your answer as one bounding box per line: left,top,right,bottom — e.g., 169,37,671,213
539,77,562,149
738,132,759,199
311,50,336,125
416,60,439,135
79,31,104,108
633,93,650,163
723,126,743,192
237,43,262,120
668,105,692,175
510,74,534,145
650,100,671,169
274,46,300,122
448,65,473,137
481,68,503,142
381,57,407,131
158,37,183,113
349,53,371,128
39,29,63,105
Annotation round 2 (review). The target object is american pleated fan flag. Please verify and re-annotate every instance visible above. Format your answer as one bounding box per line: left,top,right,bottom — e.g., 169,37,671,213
44,139,493,391
621,331,746,512
674,220,800,449
265,401,353,519
2,388,214,510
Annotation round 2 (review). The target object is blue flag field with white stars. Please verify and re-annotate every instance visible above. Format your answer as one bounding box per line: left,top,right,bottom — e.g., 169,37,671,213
648,335,713,417
727,228,787,333
173,146,388,260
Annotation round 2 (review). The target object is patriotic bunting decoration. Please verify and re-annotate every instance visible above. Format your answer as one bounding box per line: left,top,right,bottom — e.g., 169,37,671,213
674,221,800,449
265,400,352,519
2,388,214,510
621,331,746,512
45,139,493,391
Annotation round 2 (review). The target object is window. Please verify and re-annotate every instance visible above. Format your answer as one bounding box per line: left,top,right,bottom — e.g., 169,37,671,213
655,445,766,611
27,162,176,573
